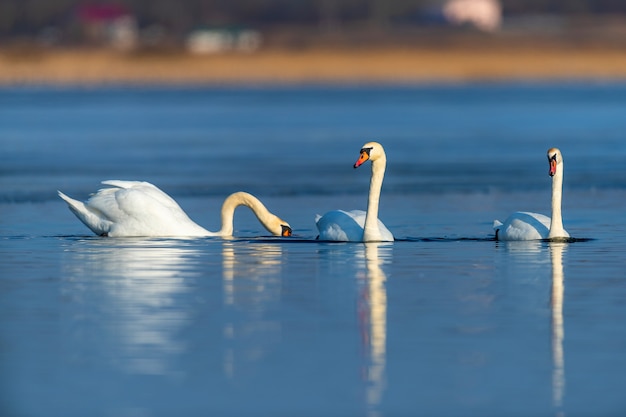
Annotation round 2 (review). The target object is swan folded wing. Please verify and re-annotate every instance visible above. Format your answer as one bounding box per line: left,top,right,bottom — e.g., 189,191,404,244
101,180,182,211
497,211,551,241
87,184,201,236
316,210,366,241
315,209,393,242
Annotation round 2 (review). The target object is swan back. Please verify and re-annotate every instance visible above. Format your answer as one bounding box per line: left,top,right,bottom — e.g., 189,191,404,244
494,211,551,241
315,210,393,242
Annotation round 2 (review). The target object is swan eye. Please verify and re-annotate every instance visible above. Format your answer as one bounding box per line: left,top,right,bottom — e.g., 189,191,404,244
281,225,292,237
360,147,372,156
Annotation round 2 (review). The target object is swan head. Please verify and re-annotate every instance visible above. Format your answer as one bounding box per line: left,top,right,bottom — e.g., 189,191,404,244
547,148,563,177
275,219,292,237
262,216,291,236
354,141,385,169
281,223,293,237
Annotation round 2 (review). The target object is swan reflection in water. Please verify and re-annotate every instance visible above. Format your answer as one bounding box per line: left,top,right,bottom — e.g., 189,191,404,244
356,242,392,416
550,242,567,414
221,241,284,380
496,239,567,414
62,238,285,380
62,238,199,376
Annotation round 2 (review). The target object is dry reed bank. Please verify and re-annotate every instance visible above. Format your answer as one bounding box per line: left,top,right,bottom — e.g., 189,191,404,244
1,42,625,85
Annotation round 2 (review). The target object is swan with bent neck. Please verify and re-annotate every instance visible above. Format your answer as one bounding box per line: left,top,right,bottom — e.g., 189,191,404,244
316,142,393,242
494,148,569,241
59,180,292,237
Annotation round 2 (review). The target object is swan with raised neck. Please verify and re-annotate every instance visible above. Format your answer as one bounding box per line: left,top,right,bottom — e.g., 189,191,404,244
494,148,569,241
315,142,393,242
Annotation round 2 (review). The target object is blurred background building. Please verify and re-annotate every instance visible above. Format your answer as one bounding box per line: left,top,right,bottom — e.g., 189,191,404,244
0,0,625,53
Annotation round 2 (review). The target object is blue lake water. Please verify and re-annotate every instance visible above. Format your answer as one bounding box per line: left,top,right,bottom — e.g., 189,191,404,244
1,84,626,416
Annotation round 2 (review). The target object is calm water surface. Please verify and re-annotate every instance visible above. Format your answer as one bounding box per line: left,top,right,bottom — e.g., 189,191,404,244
1,84,626,416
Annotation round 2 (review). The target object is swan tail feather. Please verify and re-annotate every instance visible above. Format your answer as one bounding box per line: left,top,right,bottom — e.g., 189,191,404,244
58,190,112,236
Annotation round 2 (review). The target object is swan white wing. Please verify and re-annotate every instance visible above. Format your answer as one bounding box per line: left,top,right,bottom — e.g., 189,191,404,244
494,211,551,241
316,210,366,241
101,180,182,211
315,210,393,242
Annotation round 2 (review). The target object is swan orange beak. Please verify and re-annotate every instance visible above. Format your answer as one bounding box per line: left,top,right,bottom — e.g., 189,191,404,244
549,155,557,177
281,225,292,237
354,149,370,168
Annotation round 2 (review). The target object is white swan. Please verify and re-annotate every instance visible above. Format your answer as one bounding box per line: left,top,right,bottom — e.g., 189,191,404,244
316,142,393,242
59,180,292,238
494,148,570,241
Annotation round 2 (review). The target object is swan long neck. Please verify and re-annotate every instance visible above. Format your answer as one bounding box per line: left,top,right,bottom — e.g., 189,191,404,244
363,154,386,242
549,161,565,238
218,192,277,236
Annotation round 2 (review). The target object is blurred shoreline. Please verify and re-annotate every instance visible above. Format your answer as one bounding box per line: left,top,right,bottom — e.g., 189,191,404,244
1,43,626,85
2,2,626,86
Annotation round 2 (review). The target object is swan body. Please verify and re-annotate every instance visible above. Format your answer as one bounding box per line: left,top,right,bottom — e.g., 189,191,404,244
316,142,394,242
494,148,570,241
315,210,393,242
59,180,292,238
